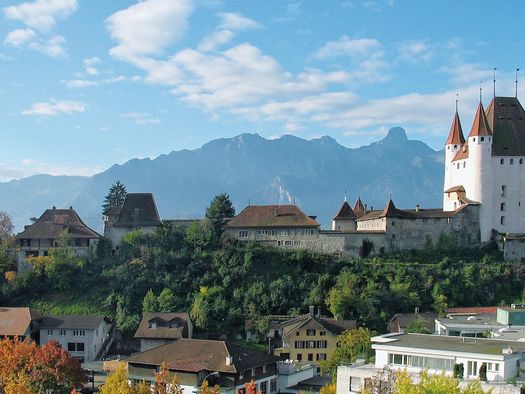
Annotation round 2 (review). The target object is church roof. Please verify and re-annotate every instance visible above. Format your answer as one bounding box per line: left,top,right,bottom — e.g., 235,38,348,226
16,207,100,240
226,205,319,228
468,102,493,137
486,96,525,156
353,198,365,218
446,111,465,145
333,200,356,220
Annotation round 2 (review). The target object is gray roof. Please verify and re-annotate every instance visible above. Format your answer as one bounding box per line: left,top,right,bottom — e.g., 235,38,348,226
39,315,108,330
134,312,190,340
113,193,162,228
487,96,525,156
373,333,525,356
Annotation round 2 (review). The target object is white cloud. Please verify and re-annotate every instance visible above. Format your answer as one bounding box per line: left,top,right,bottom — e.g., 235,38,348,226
4,28,36,46
83,56,101,66
398,40,434,62
198,29,234,52
22,99,86,116
122,112,160,125
218,12,261,30
440,63,493,85
3,0,77,32
313,36,382,59
64,79,98,89
107,0,193,61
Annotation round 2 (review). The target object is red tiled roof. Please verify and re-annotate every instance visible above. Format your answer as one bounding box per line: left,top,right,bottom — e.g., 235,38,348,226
452,141,469,162
446,112,465,145
226,205,319,228
446,306,498,314
382,199,404,218
0,307,42,337
333,201,356,220
353,198,365,218
468,102,493,137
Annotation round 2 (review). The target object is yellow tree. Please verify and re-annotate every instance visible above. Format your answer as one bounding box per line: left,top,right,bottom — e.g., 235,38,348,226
319,383,336,394
393,370,492,394
197,379,221,394
99,364,138,394
155,362,183,394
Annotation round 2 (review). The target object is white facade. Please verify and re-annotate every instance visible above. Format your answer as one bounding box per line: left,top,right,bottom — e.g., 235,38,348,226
39,318,112,362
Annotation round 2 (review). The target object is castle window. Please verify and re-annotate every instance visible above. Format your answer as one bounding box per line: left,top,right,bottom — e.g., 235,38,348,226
521,159,524,165
473,138,476,142
501,185,506,197
457,163,460,169
500,159,504,165
511,159,514,165
454,145,457,149
501,202,506,211
447,146,450,150
391,221,395,226
501,216,506,225
480,137,485,142
463,162,466,168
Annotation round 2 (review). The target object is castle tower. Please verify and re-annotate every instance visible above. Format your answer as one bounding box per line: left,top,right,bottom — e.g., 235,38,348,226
443,111,465,210
332,199,357,231
464,102,494,242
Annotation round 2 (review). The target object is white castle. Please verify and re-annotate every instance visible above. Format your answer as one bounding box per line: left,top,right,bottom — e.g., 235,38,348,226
443,96,525,242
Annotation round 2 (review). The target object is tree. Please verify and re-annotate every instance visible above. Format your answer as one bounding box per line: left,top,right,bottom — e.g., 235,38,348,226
99,364,137,394
405,317,432,334
155,363,183,394
392,369,491,394
103,180,127,212
320,383,336,394
205,193,235,239
325,270,360,320
320,328,375,379
244,379,261,394
143,289,159,313
0,337,85,394
433,293,448,317
197,379,221,394
0,211,15,273
157,288,176,312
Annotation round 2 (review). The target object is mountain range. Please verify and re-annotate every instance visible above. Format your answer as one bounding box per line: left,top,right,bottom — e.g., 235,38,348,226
0,127,445,233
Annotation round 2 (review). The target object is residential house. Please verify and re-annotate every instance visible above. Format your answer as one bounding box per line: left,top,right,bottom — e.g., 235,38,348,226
134,312,193,352
337,333,525,394
15,206,100,272
125,338,281,394
435,305,525,338
388,311,437,333
224,205,320,249
273,306,356,364
0,307,42,340
103,193,163,252
39,315,113,363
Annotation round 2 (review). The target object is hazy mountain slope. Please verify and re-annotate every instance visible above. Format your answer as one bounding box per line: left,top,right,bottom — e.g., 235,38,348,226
0,127,444,232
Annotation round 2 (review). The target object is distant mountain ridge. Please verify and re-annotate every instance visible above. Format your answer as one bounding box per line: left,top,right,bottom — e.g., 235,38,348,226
0,127,444,232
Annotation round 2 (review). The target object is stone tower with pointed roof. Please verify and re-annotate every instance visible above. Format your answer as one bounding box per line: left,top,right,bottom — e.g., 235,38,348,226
444,96,525,242
331,199,357,231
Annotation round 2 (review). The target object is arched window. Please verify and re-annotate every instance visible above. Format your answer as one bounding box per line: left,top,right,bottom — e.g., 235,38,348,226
501,216,506,225
500,159,504,165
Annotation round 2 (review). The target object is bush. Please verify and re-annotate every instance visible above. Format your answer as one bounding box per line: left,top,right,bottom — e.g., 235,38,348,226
479,363,487,381
453,363,464,378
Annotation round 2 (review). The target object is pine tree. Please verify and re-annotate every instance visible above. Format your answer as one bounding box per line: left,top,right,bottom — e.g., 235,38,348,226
103,181,127,213
205,193,235,239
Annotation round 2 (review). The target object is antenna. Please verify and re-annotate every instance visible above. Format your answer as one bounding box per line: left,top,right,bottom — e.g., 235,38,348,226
344,190,348,202
455,93,459,112
493,67,497,98
479,81,483,103
516,68,520,98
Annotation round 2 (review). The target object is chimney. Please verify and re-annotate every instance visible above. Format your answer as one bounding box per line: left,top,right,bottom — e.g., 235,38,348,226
364,204,368,212
69,206,73,210
225,356,233,365
274,207,279,217
52,206,56,210
309,306,314,317
415,204,420,212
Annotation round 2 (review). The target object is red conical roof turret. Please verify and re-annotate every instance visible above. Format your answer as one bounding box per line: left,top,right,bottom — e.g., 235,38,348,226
353,198,365,218
333,201,356,220
446,111,465,145
468,102,493,137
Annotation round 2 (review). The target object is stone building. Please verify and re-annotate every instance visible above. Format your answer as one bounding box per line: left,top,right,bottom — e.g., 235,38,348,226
15,206,100,272
103,192,163,252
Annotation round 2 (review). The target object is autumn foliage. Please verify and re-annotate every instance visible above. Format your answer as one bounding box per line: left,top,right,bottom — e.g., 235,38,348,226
0,337,86,394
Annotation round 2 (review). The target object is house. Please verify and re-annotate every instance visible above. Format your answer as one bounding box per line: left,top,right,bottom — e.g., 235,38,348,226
435,304,525,338
0,307,42,340
38,315,113,363
15,206,100,272
388,311,437,333
224,204,320,249
125,338,281,394
272,306,356,364
134,312,193,352
336,333,525,394
103,193,163,252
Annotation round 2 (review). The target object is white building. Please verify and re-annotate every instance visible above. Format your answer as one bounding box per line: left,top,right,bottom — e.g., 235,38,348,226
39,315,113,363
337,333,525,394
444,96,525,242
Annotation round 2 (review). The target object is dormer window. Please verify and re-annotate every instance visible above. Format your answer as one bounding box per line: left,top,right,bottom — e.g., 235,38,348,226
149,321,157,329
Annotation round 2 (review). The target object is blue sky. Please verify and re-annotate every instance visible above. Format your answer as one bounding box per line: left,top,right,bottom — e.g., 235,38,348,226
0,0,524,182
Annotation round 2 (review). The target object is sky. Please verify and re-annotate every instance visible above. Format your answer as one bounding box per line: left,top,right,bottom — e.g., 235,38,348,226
0,0,524,182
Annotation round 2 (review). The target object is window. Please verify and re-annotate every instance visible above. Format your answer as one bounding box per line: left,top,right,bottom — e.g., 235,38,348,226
307,354,313,361
297,353,302,361
501,185,506,197
457,163,460,169
270,379,277,393
306,329,316,336
501,216,506,225
251,368,255,376
319,331,326,336
336,341,341,347
77,342,85,352
60,330,66,336
260,381,267,394
284,240,292,246
520,159,523,164
296,331,300,336
306,340,316,349
73,330,85,336
75,238,82,247
263,364,267,373
391,221,395,226
480,137,485,141
487,363,500,372
295,341,304,349
501,158,504,165
501,202,506,211
47,330,53,335
463,161,466,168
388,353,453,371
239,230,248,238
511,159,514,165
68,343,75,352
317,340,327,348
316,353,327,361
473,138,476,142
